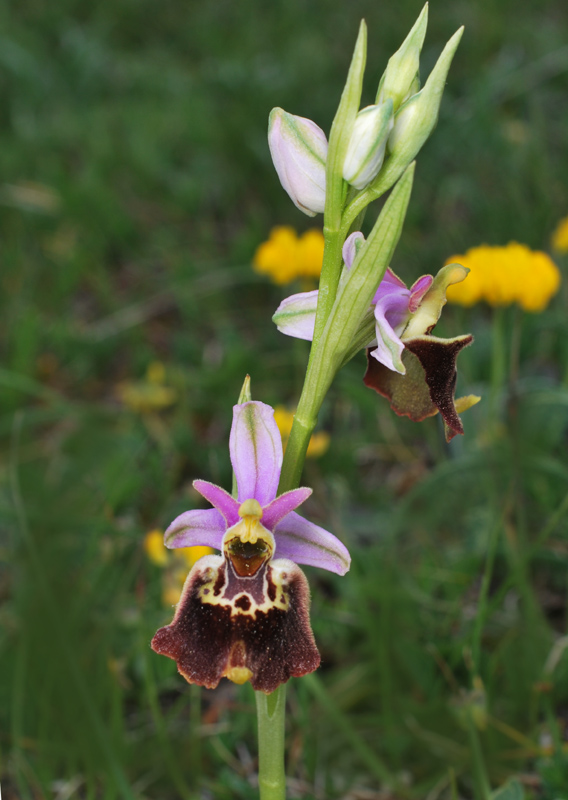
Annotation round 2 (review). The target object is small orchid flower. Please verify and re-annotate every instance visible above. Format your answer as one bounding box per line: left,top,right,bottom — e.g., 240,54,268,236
273,233,478,440
268,108,328,217
152,401,350,693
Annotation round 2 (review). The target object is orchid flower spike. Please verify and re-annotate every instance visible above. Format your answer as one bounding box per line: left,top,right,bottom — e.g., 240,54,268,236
273,233,478,441
152,401,350,693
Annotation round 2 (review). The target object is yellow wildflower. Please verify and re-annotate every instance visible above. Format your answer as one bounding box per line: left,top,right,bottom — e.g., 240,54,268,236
445,243,561,312
551,216,568,253
117,361,177,413
306,431,331,458
274,405,330,458
162,582,184,608
174,545,214,569
253,226,324,285
144,529,214,606
144,529,168,566
0,181,60,213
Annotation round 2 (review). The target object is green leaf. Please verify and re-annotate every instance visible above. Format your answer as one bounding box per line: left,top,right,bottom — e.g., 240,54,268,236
490,779,525,800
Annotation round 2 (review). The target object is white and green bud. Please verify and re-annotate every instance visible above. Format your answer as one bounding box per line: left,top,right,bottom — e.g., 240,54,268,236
342,100,394,190
268,108,328,217
376,3,428,112
387,27,464,164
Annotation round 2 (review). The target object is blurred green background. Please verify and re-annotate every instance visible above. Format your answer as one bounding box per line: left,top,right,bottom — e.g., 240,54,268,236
1,0,568,797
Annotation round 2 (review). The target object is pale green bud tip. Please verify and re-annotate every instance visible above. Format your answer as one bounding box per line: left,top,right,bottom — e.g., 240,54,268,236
377,3,428,111
268,107,328,217
388,26,464,159
343,101,394,190
237,375,252,404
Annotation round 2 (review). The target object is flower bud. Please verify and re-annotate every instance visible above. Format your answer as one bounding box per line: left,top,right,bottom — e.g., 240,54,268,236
376,3,428,112
268,108,328,217
342,101,393,190
387,27,463,164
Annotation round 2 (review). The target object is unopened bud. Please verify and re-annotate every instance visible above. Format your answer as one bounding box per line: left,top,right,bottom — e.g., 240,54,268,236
268,108,328,217
388,27,464,164
343,101,393,190
376,4,428,112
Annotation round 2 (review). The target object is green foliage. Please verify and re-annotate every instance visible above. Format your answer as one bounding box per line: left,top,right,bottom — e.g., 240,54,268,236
491,779,525,800
1,0,568,798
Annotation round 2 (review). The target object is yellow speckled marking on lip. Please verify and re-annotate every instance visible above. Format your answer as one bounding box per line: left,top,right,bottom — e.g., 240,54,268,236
196,560,290,617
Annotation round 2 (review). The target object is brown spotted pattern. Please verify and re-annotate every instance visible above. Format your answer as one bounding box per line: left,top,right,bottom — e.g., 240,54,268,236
151,555,320,693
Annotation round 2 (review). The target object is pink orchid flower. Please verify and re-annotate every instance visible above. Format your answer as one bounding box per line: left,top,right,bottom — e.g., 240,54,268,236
152,401,350,693
273,233,477,440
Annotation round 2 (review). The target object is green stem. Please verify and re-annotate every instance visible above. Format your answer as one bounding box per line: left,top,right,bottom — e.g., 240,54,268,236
471,503,508,674
255,685,287,800
467,718,492,800
278,400,317,494
311,226,345,346
190,684,202,787
489,307,507,432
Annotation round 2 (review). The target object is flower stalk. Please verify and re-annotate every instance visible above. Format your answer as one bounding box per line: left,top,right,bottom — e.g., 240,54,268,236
280,162,416,494
256,685,287,800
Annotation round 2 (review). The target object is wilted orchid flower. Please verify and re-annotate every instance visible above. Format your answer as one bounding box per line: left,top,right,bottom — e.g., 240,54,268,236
273,232,478,440
268,108,328,217
152,401,350,693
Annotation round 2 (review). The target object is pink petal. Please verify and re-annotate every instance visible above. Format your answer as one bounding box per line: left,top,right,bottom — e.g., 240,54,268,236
371,290,411,373
262,487,313,530
273,290,318,341
164,508,225,550
409,274,433,312
268,109,327,217
372,267,408,304
342,231,366,270
274,511,351,575
230,401,282,507
193,480,240,525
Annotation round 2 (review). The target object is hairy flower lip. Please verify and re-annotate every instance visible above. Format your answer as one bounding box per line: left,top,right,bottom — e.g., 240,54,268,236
151,554,321,692
364,334,476,442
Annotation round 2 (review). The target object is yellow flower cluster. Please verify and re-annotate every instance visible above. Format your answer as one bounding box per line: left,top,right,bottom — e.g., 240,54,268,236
144,529,213,607
445,243,561,312
552,216,568,253
274,406,330,459
117,362,177,414
253,226,324,285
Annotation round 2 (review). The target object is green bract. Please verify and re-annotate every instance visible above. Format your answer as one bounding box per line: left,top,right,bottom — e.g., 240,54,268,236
376,3,428,111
